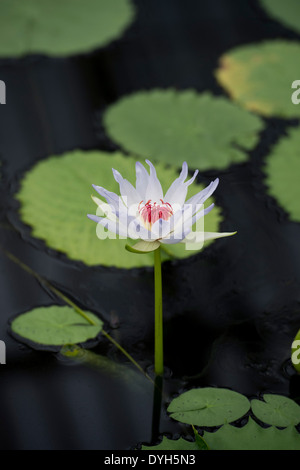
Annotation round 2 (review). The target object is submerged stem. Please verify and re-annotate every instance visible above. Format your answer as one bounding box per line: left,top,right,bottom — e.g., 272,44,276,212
1,247,153,382
154,246,164,376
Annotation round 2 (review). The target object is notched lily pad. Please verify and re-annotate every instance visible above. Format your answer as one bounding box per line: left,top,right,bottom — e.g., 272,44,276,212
264,126,300,222
251,394,300,427
203,418,300,450
216,40,300,118
0,0,135,57
15,150,223,268
167,387,250,427
10,305,103,348
103,89,264,170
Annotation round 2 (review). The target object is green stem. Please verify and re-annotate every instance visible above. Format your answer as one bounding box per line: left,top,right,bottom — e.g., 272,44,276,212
154,246,164,376
102,330,153,383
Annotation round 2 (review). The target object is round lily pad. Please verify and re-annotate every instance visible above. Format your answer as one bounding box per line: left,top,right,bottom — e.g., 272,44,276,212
251,394,300,427
103,90,264,170
203,418,300,450
260,0,300,35
10,306,103,347
216,40,300,118
264,126,300,222
15,151,223,268
0,0,135,58
167,387,250,427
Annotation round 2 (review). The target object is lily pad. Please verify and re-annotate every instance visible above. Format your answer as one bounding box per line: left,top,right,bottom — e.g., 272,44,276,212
15,150,223,268
167,387,250,427
203,418,300,450
260,0,300,35
103,90,264,170
10,306,103,347
0,0,135,58
264,126,300,222
141,436,205,451
216,40,300,118
251,394,300,427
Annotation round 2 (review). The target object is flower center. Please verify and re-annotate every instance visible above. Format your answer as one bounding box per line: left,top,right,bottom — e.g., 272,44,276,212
138,199,173,228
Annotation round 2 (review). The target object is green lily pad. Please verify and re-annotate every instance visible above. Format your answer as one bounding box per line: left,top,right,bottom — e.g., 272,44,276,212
203,418,300,450
167,387,250,427
141,436,204,451
216,41,300,118
260,0,300,35
103,90,264,170
292,330,300,373
15,150,223,268
10,306,103,347
264,126,300,222
251,394,300,427
0,0,134,58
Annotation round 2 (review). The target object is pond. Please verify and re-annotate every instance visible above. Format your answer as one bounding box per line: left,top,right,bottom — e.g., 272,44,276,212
0,0,300,451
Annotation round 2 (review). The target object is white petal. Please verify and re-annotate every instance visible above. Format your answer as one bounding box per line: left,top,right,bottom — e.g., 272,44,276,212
185,169,199,187
135,162,150,200
92,186,134,229
164,162,188,203
91,196,117,222
151,209,183,240
161,204,215,245
92,185,121,211
185,178,219,207
145,160,163,202
128,219,153,241
201,231,237,242
112,168,141,207
183,231,237,250
190,203,215,226
87,214,129,238
165,164,199,207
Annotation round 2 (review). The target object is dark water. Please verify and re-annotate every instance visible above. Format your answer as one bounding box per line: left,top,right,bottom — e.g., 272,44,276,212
0,0,300,450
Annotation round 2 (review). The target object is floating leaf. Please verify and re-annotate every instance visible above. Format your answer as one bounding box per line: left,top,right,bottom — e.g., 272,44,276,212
251,394,300,427
264,126,300,222
203,418,300,450
103,90,264,170
260,0,300,35
167,388,250,427
216,40,300,118
10,306,103,347
15,150,223,268
141,436,202,451
292,330,300,373
0,0,135,58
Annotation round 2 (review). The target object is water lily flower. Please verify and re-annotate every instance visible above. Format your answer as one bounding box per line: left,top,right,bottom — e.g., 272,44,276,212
88,160,235,253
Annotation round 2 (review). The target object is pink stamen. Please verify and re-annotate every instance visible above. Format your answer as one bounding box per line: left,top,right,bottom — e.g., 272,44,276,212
139,199,173,228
